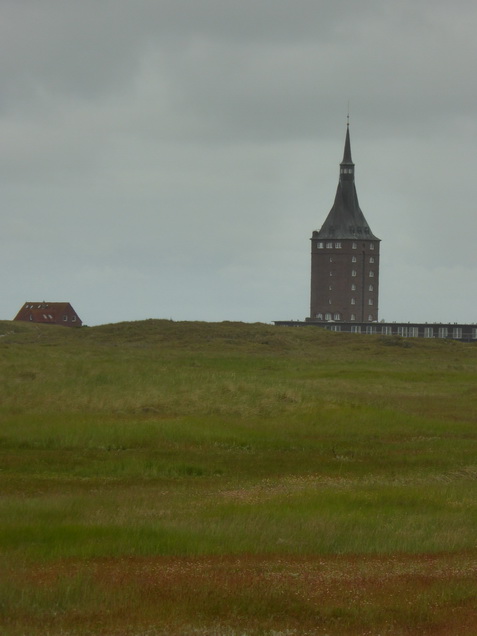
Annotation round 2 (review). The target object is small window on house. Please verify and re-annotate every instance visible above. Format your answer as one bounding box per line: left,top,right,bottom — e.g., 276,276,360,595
325,313,332,320
352,270,357,277
335,242,341,248
316,313,323,320
350,314,356,321
367,315,374,321
351,284,356,291
317,242,324,249
370,243,375,250
63,315,68,321
329,299,332,304
352,256,357,262
326,242,333,248
351,298,356,305
369,285,374,291
352,242,357,249
334,313,341,320
424,327,434,338
329,271,333,276
72,316,76,322
369,271,374,277
29,315,33,321
329,257,333,262
369,257,374,263
368,299,373,305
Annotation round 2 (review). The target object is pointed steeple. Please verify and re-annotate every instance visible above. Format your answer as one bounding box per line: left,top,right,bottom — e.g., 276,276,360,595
342,122,353,165
314,124,379,240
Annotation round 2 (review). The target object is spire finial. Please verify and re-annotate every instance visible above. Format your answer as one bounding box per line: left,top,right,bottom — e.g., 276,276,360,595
347,101,350,127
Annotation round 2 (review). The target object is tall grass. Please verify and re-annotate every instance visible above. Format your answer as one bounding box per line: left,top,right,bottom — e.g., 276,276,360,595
1,319,476,633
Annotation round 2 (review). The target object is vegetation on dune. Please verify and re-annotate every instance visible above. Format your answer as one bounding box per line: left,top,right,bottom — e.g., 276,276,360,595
0,319,476,634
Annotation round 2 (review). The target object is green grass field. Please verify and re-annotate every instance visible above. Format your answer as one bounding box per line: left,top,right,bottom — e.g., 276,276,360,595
0,319,476,635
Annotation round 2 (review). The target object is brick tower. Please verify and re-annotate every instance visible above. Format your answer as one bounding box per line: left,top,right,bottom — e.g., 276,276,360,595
309,124,380,322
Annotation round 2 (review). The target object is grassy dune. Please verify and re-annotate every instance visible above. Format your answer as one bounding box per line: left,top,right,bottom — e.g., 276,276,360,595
0,319,476,634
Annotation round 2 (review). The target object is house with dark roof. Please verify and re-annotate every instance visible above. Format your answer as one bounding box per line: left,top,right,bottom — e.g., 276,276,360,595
13,302,82,327
309,123,380,322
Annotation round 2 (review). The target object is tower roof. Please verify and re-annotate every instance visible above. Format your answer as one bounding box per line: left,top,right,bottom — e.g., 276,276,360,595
315,125,379,241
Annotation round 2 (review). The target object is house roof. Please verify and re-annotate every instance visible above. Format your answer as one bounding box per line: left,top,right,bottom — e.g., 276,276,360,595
314,125,380,241
13,302,82,326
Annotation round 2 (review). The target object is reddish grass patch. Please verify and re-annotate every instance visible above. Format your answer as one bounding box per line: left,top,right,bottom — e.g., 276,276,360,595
2,552,477,635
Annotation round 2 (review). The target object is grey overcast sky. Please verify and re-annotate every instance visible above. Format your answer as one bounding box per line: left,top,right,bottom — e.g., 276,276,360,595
1,0,476,326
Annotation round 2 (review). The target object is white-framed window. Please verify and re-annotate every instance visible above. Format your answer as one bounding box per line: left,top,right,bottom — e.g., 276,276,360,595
352,256,357,262
453,327,462,339
329,285,332,290
329,271,333,276
397,326,408,337
316,313,323,320
351,284,356,291
72,316,76,322
329,299,332,304
352,242,357,249
351,298,356,305
424,327,434,338
368,299,373,305
325,312,332,320
369,257,374,263
326,242,333,248
317,242,324,249
334,313,341,320
352,270,357,277
369,285,374,291
370,243,375,250
367,315,374,322
438,327,448,338
335,242,341,248
366,325,376,334
351,325,361,333
409,327,418,337
350,314,356,321
63,315,68,321
472,328,477,340
369,271,374,277
381,326,392,335
329,257,333,262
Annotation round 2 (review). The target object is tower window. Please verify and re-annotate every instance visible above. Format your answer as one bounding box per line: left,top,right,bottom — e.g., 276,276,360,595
352,256,357,263
334,313,341,320
326,242,333,248
317,242,324,249
335,242,341,248
351,298,356,305
329,257,333,262
370,243,375,250
368,299,373,305
369,271,374,278
369,284,374,291
351,284,356,291
367,315,374,321
325,313,332,321
329,271,333,276
352,242,357,249
350,314,356,321
352,270,357,277
369,257,374,263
